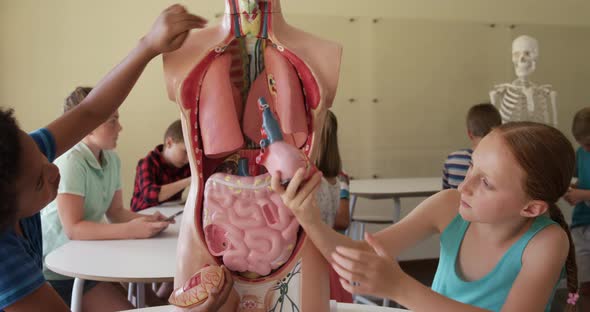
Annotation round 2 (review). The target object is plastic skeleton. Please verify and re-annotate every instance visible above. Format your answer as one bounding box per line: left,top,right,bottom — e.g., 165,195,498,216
489,35,558,127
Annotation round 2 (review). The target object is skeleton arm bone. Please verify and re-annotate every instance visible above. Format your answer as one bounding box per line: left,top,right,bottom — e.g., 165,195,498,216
550,90,558,127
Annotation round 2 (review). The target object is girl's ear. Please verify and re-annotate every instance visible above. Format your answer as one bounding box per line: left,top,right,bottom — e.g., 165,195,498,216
520,200,548,218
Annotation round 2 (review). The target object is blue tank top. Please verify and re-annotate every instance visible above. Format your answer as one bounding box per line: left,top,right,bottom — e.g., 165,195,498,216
431,214,559,311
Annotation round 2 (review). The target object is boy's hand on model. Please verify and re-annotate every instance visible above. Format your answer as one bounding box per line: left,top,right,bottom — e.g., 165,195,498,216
142,4,208,57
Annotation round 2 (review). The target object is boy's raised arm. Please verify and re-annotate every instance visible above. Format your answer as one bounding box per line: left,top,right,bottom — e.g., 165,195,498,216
46,4,207,158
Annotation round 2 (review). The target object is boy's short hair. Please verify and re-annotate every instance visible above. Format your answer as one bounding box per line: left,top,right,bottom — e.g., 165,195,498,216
0,109,21,232
466,103,502,137
164,119,184,144
572,107,590,142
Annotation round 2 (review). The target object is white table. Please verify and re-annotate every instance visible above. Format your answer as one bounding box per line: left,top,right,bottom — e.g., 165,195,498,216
121,302,409,311
349,177,442,224
45,205,183,312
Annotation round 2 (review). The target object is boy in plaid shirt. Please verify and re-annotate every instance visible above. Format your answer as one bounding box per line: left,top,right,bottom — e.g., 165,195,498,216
131,120,191,211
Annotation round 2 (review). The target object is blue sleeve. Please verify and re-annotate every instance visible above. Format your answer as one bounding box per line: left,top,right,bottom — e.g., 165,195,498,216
29,128,56,163
0,232,45,309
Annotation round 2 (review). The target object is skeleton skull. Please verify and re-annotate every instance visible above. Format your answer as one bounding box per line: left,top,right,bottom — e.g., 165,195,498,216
512,35,538,79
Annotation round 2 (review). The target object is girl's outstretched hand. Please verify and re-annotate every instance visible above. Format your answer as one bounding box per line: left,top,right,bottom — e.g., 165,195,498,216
271,168,323,227
332,232,405,300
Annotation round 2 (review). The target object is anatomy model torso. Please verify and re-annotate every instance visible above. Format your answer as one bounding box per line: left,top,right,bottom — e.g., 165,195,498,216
489,35,558,127
163,1,342,311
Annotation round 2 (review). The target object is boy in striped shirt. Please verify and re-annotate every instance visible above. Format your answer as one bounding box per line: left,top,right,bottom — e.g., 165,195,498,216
442,103,501,189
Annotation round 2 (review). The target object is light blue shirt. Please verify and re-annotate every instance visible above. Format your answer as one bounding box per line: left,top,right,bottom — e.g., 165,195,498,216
41,142,121,280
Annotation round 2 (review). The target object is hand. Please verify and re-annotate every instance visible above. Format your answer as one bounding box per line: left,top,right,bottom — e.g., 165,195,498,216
189,266,234,312
145,211,174,224
142,4,208,56
564,188,584,205
128,217,170,239
271,168,323,226
332,233,405,300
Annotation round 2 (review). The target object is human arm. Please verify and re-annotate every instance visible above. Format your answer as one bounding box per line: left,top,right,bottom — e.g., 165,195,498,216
105,190,170,224
133,158,190,209
45,5,207,158
333,232,489,312
272,169,457,262
333,173,350,231
564,187,590,206
159,177,191,202
333,197,350,231
57,191,169,240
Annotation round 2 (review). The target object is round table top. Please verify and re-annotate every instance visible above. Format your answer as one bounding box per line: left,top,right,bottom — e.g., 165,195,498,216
350,177,441,198
45,206,183,283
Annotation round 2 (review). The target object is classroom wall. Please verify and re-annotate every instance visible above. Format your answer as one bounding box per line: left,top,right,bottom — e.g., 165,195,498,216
1,0,588,259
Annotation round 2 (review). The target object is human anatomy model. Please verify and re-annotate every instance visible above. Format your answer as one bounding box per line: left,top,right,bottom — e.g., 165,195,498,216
163,0,342,310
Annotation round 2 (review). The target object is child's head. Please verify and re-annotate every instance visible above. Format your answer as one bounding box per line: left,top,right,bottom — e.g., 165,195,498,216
162,119,188,168
64,86,93,112
0,109,60,232
459,121,578,308
316,110,341,178
65,87,122,150
572,107,590,151
466,103,502,145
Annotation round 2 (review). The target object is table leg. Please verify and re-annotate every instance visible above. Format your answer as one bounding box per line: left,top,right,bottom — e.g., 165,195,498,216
388,198,403,309
71,278,85,312
136,283,145,308
393,197,401,223
347,195,358,239
349,195,357,220
348,194,361,303
354,295,377,306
